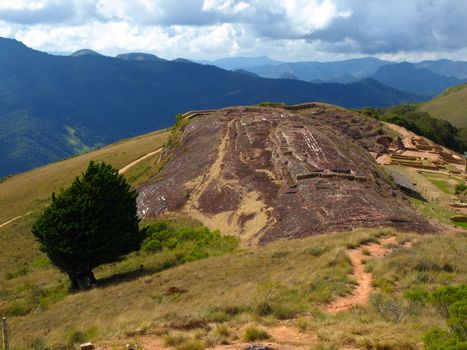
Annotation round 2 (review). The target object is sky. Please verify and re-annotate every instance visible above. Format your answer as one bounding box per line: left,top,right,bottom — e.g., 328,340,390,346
0,0,466,62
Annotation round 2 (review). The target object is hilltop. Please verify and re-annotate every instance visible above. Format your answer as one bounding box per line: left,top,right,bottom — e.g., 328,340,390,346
419,83,467,128
138,104,436,243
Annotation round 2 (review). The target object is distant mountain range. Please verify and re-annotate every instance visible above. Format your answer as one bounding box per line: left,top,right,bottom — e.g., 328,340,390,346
214,57,467,97
0,38,425,177
198,56,283,70
370,62,466,97
241,57,390,82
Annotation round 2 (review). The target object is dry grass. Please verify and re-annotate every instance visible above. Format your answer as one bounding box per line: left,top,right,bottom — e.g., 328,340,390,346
3,227,465,350
4,227,385,348
0,122,465,350
0,128,169,223
419,83,467,128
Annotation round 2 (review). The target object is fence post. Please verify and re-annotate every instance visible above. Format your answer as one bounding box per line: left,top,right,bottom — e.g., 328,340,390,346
2,317,8,350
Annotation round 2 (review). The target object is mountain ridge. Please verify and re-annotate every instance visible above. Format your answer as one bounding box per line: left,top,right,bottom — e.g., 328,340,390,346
0,37,422,177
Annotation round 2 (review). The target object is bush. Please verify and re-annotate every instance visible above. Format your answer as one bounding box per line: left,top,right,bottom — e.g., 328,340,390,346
449,300,467,339
370,293,415,323
141,222,238,266
67,330,86,345
306,246,326,257
429,285,467,319
424,328,467,350
164,334,188,347
423,285,467,349
30,338,48,350
176,340,204,350
215,324,230,337
243,327,270,342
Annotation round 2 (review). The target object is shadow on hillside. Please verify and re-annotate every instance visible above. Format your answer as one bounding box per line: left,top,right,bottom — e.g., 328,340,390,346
96,265,163,288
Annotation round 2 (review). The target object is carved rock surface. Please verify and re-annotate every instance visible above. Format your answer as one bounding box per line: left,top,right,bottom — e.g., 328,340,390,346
137,105,437,244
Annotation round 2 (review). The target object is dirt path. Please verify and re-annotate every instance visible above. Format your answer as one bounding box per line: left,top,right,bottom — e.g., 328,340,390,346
1,149,162,229
98,237,409,350
138,323,316,350
119,148,162,174
325,236,400,313
0,212,32,230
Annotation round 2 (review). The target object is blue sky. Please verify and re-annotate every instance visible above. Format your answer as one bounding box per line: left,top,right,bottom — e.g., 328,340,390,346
0,0,466,61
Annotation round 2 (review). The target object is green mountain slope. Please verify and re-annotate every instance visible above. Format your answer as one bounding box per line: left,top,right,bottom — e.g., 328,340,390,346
419,83,467,128
0,37,423,178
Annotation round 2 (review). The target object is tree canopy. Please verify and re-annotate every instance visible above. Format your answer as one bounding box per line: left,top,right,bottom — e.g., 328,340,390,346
32,161,145,290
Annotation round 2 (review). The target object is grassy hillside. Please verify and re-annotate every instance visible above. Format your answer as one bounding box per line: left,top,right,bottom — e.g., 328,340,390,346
0,119,465,350
0,128,170,224
361,105,466,153
419,83,467,128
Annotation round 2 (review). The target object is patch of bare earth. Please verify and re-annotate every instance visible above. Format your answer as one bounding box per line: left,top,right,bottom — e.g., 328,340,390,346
119,148,163,174
122,323,316,350
0,212,31,229
325,236,410,313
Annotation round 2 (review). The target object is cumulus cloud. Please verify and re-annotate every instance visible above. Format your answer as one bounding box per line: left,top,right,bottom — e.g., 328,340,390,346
0,0,466,61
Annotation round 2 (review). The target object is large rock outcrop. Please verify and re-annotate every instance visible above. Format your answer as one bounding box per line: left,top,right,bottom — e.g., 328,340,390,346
137,104,436,244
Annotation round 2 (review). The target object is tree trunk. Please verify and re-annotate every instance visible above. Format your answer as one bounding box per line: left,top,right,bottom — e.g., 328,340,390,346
87,269,97,284
67,270,95,290
67,272,80,291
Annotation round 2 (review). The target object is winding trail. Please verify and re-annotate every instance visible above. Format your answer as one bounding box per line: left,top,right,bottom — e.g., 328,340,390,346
0,149,162,229
119,148,163,174
0,212,32,229
325,236,400,313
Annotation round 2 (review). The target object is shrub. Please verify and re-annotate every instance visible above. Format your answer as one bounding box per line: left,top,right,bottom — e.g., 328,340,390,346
243,327,270,342
423,285,467,349
176,340,204,350
9,300,30,316
164,334,188,347
215,324,230,337
141,222,238,267
424,328,467,350
256,301,273,316
449,300,467,338
67,330,87,345
307,246,326,257
370,293,415,323
30,338,48,350
428,285,467,319
362,248,371,256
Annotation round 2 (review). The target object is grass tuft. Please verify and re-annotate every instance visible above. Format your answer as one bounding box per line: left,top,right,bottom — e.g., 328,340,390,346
243,326,270,342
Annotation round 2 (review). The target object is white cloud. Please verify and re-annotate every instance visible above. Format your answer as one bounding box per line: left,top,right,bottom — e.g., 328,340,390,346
0,0,49,11
0,0,466,61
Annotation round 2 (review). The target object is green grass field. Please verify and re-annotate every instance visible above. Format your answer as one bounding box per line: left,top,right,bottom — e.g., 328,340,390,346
421,172,464,195
419,83,467,128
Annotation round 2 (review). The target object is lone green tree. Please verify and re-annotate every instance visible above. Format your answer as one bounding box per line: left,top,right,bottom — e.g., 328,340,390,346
32,161,145,290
